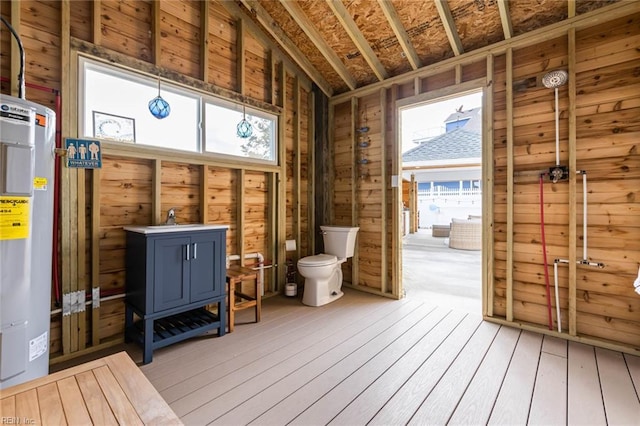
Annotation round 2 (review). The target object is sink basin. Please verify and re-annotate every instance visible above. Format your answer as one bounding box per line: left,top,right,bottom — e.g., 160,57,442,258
123,224,229,234
145,224,204,229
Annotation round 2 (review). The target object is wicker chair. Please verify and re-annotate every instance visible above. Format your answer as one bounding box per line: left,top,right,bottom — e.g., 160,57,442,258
449,218,482,250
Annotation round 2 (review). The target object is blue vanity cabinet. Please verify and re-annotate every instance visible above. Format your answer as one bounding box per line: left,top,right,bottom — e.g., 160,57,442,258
124,225,227,364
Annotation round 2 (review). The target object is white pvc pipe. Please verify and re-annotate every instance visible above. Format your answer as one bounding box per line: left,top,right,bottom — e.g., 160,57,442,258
553,261,561,333
582,172,588,260
50,292,125,315
227,252,266,295
555,87,560,166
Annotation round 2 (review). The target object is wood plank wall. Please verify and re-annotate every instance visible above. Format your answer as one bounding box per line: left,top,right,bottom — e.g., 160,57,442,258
329,8,640,353
0,0,313,362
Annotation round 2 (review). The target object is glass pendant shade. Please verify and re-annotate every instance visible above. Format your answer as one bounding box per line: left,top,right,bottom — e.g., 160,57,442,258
236,104,253,138
149,78,170,119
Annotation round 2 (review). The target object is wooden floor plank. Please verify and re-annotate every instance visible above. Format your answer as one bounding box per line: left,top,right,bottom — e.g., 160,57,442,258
625,353,640,395
447,326,521,425
195,302,432,425
133,291,640,426
1,395,16,419
75,370,119,426
329,310,468,425
104,352,182,425
56,376,93,426
157,296,407,402
146,295,361,390
175,298,423,421
143,294,359,384
488,331,543,425
407,321,502,425
36,382,67,425
93,365,145,426
567,341,606,425
528,352,567,425
596,347,640,424
288,307,453,425
368,315,483,425
214,305,452,426
14,389,41,425
541,335,567,358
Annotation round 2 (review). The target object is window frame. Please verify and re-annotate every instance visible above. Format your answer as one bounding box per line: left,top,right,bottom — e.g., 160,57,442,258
78,56,279,166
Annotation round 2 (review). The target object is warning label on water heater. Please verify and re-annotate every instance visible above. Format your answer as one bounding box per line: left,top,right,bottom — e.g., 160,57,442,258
0,196,30,240
29,331,48,362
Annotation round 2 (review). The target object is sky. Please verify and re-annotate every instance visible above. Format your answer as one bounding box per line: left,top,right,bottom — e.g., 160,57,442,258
401,91,483,153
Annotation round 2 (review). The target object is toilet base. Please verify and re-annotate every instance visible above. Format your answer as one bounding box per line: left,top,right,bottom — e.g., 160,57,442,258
302,288,344,307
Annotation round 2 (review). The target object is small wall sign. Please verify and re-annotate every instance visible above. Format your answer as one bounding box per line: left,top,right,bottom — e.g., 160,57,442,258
65,138,102,169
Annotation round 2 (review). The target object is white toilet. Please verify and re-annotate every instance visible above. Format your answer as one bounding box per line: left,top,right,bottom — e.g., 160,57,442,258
298,225,359,307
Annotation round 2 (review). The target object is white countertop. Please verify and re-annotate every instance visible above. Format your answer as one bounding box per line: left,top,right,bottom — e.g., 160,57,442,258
123,224,229,234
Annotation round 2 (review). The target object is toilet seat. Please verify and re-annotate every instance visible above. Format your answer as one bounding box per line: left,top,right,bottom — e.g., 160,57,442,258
298,254,337,267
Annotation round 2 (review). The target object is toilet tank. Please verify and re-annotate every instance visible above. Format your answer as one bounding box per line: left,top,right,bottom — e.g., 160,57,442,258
321,226,359,258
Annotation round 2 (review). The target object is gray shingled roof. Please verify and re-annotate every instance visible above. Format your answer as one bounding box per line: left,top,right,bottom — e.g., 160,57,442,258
402,128,481,162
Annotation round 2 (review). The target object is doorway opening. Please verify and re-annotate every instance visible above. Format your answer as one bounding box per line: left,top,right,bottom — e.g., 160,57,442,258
399,89,483,313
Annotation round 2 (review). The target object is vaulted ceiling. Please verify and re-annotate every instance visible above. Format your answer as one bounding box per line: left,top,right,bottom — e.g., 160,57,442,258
235,0,619,96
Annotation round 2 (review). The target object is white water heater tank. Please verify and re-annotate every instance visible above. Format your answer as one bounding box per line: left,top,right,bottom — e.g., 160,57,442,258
0,94,56,389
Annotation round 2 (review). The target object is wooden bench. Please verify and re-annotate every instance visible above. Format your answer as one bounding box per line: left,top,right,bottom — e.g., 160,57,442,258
0,352,181,425
226,265,261,333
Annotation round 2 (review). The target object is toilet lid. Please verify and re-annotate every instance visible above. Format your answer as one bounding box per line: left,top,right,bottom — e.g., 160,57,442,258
298,254,337,267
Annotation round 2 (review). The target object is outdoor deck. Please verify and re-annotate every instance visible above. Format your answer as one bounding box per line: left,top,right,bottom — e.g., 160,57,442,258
139,289,640,425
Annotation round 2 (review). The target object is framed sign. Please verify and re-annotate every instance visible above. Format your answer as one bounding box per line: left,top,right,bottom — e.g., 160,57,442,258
93,111,136,142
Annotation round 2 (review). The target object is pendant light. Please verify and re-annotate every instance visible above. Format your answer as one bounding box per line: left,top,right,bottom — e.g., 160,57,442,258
236,103,253,138
148,77,171,119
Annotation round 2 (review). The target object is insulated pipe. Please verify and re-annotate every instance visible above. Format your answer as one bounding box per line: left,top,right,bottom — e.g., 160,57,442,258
553,261,561,333
539,175,554,330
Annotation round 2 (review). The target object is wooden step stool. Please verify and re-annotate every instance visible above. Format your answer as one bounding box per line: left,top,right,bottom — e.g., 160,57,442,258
226,265,261,332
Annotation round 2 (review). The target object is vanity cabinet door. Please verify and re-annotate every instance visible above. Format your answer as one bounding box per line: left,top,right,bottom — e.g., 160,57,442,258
153,235,190,312
190,231,225,302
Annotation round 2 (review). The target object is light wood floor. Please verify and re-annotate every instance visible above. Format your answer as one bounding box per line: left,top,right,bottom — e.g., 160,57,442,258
139,289,640,425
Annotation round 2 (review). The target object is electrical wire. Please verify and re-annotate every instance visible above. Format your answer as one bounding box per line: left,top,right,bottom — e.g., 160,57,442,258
0,16,26,99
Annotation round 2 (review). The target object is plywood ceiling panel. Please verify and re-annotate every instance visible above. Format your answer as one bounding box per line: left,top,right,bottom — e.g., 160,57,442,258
230,0,630,95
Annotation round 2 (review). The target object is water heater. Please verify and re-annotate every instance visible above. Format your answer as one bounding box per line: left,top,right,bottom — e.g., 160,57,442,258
0,94,56,389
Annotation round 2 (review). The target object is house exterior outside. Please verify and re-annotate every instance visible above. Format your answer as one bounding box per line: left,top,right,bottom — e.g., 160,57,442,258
402,108,482,229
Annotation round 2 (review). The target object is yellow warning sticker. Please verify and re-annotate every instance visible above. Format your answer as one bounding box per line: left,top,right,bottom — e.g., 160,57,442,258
0,197,30,240
34,177,48,191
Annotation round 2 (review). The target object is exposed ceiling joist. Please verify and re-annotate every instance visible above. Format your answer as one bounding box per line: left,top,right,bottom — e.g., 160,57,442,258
434,0,464,56
278,0,357,91
325,0,389,81
377,0,421,70
233,0,333,96
568,0,577,18
497,0,513,40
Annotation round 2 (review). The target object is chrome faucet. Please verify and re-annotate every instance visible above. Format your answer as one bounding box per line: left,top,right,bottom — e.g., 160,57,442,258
165,208,177,225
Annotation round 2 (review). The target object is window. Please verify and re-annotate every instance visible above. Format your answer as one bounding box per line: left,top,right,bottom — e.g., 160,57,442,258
204,101,277,162
79,57,278,164
80,58,200,152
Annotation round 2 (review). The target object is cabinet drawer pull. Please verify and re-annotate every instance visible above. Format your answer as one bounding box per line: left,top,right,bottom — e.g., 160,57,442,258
186,244,190,260
193,243,197,259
